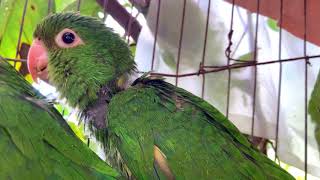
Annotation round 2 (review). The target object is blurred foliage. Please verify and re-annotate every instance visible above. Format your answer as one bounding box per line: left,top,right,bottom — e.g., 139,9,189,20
129,43,136,56
63,0,102,17
24,74,33,83
54,103,71,118
162,49,177,69
309,71,320,152
267,18,280,32
123,2,133,8
238,51,255,62
0,0,48,70
54,102,100,152
68,121,86,142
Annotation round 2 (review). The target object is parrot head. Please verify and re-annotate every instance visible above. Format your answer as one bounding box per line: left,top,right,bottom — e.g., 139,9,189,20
27,13,136,109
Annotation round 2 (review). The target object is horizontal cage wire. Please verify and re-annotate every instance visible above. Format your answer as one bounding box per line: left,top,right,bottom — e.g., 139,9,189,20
1,0,319,179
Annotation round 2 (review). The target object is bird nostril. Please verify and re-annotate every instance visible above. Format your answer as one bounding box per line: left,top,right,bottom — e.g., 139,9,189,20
39,66,47,72
37,62,47,72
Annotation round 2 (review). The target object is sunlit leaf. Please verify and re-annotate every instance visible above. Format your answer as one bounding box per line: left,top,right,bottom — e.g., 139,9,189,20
129,43,136,56
63,0,102,17
267,18,279,32
54,0,74,12
0,0,49,60
54,103,71,117
68,121,86,142
308,71,320,151
123,2,132,8
162,50,176,69
238,51,254,61
25,73,33,83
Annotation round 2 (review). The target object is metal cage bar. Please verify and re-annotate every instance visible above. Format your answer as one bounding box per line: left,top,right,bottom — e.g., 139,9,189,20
303,0,309,178
225,0,235,118
275,0,284,164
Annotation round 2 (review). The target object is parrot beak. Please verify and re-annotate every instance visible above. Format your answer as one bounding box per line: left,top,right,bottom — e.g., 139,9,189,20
27,39,49,83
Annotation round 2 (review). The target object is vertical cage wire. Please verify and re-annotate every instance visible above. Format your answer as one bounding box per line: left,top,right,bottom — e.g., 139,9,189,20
225,0,235,118
175,0,187,86
144,1,316,178
14,0,28,68
103,0,109,22
200,0,211,99
48,0,53,14
126,0,134,44
150,0,161,71
250,0,260,139
275,0,284,164
303,0,308,178
77,0,81,11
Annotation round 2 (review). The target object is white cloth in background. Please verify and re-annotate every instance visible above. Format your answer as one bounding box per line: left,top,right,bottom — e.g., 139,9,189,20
134,0,320,177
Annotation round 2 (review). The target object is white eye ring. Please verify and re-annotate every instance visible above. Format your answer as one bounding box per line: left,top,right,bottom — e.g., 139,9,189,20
55,28,84,48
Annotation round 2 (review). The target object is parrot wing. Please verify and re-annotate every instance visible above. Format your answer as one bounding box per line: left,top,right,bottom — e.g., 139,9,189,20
107,76,294,179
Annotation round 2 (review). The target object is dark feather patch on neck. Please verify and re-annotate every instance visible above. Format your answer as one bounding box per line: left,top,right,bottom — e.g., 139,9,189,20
80,83,115,129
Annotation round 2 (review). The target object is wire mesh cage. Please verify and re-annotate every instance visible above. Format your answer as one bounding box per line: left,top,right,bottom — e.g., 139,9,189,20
0,0,319,179
134,1,320,178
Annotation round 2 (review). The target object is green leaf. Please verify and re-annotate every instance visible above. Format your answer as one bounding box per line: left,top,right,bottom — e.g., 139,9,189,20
232,51,257,73
129,43,136,56
237,51,255,62
267,18,279,32
24,74,33,83
308,71,320,151
162,50,177,69
123,2,132,8
68,121,86,142
54,103,71,117
0,0,49,60
63,0,102,17
54,0,75,12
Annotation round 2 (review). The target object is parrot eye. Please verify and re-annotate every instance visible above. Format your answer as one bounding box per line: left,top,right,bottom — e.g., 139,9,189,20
55,28,84,48
62,32,75,44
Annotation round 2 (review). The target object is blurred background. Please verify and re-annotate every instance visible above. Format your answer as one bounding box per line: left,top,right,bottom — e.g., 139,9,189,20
0,0,319,179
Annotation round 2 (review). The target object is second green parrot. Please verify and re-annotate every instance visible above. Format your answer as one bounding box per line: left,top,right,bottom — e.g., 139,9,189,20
0,59,119,179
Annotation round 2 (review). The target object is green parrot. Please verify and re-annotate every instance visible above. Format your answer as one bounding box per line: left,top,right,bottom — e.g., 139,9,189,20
0,59,120,179
309,71,320,153
27,13,294,179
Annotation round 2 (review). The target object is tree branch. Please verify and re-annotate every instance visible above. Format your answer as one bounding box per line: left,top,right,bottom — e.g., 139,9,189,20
96,0,142,42
129,0,150,7
129,0,150,15
19,43,30,76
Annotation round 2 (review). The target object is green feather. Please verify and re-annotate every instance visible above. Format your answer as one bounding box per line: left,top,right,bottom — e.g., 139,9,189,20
0,59,120,179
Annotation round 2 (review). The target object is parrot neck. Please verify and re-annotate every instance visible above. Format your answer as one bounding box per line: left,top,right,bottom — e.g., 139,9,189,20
80,70,138,130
